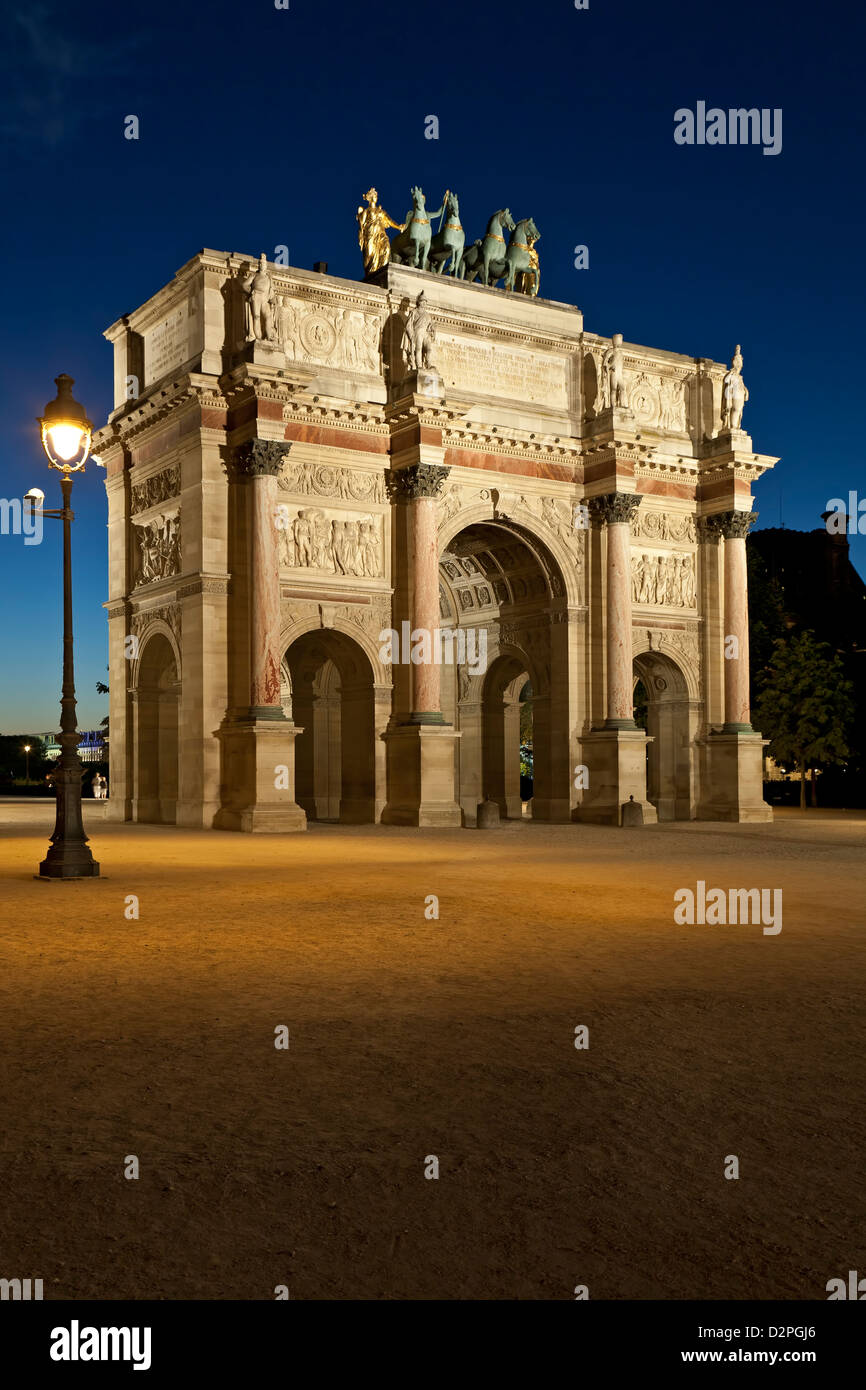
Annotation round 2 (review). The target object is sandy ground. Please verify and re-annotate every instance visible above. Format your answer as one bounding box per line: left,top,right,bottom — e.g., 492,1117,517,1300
0,800,864,1301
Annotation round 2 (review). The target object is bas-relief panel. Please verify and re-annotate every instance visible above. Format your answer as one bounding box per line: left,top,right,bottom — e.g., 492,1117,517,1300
277,506,383,579
630,550,696,609
133,512,181,586
272,297,382,374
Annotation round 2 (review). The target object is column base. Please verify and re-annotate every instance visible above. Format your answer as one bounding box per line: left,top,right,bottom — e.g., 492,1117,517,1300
213,715,307,833
381,721,462,827
572,728,658,826
697,731,772,822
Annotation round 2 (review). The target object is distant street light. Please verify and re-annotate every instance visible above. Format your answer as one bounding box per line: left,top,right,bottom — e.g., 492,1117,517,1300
23,744,30,784
28,374,100,879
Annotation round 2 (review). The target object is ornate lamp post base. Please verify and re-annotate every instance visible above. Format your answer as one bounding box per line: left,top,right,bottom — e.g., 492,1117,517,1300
39,744,100,878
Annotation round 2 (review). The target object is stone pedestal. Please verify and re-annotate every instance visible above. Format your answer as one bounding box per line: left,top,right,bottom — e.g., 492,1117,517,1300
213,715,307,832
380,722,462,827
573,728,658,825
396,368,444,399
244,339,286,369
698,731,771,823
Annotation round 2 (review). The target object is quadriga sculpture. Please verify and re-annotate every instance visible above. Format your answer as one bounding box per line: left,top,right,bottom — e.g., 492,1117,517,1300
390,186,448,272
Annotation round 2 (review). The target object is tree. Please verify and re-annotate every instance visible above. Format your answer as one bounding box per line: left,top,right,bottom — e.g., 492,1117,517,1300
754,631,855,809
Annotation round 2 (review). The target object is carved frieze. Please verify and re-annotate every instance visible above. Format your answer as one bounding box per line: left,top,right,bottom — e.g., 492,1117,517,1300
279,459,385,504
630,509,697,544
277,507,383,578
131,464,180,514
630,551,696,608
274,297,382,374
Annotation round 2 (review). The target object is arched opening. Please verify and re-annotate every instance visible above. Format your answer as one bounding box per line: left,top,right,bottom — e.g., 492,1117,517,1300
632,650,694,821
136,632,179,824
440,519,570,824
284,629,376,823
482,658,531,818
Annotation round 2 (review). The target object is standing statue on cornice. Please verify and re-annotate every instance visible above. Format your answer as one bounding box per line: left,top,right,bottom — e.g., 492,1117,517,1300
602,332,626,408
401,290,437,373
243,252,278,343
721,344,749,431
357,187,406,275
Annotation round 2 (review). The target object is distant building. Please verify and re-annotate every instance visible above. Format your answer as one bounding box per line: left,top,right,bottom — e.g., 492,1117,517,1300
41,731,107,764
749,519,866,644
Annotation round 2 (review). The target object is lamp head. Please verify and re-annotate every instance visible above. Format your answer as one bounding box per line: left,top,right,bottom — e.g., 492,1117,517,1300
24,486,45,511
38,374,92,471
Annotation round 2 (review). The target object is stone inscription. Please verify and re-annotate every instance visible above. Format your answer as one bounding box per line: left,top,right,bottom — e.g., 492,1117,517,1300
144,297,202,386
435,333,568,408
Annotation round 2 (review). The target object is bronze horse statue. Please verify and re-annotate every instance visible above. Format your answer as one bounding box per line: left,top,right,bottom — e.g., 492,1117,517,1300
459,208,516,285
390,186,447,271
426,191,465,277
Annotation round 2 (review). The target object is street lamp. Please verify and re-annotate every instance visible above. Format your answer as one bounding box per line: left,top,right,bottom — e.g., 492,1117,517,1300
28,374,99,879
23,744,31,784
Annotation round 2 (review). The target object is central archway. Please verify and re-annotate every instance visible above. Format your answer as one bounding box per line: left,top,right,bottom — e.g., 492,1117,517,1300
439,519,571,824
284,629,376,823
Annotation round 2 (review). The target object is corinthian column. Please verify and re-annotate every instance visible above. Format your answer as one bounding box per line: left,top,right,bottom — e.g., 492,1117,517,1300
715,509,756,732
235,439,289,718
214,437,305,832
386,463,450,722
590,491,643,728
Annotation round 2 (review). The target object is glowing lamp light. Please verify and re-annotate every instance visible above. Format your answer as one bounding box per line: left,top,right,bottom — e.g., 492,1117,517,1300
38,374,92,472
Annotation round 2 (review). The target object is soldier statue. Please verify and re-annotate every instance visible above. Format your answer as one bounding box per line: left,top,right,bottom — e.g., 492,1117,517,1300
401,291,437,373
243,253,278,343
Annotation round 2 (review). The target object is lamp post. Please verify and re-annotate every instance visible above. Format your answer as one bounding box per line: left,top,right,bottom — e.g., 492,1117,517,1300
23,744,30,784
28,374,100,879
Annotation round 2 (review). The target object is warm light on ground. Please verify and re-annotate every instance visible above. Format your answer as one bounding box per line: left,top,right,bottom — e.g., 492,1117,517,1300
1,803,864,1300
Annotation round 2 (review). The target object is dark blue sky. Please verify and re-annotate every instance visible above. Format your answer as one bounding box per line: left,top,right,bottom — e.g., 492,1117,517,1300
1,0,862,731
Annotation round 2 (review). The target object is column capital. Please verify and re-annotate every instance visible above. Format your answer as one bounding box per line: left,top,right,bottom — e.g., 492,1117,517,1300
703,509,758,541
588,491,643,527
386,463,450,502
234,439,291,478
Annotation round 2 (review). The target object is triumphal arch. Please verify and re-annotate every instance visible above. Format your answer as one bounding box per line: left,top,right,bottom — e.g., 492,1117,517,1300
93,193,777,830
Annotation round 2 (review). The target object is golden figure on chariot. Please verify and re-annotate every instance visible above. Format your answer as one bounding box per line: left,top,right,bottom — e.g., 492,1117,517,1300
356,188,406,274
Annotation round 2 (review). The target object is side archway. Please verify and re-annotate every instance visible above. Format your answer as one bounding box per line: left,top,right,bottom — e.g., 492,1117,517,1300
632,648,698,821
133,630,180,824
283,627,380,823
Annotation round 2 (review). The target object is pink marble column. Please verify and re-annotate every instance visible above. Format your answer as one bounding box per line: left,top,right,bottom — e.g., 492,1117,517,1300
718,510,756,732
387,463,450,723
235,439,289,718
590,492,643,728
